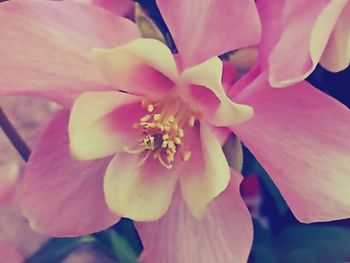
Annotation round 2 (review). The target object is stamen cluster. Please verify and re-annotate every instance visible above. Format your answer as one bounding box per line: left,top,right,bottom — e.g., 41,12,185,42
128,100,194,169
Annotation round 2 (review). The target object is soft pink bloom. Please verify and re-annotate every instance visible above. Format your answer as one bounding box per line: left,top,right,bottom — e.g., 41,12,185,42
257,0,350,87
0,241,23,263
1,0,350,262
66,0,134,17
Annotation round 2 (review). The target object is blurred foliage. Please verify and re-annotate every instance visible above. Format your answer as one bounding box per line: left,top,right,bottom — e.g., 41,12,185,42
251,220,350,263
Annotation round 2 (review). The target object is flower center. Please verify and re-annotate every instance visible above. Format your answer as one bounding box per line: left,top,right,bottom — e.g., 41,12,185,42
126,99,195,169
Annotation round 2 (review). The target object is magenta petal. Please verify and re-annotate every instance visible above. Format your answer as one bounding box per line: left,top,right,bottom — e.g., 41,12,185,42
136,173,253,263
157,0,261,68
19,110,119,237
232,73,350,222
0,0,139,106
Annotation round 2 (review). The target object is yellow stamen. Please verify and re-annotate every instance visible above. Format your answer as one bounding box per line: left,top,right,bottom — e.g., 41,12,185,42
178,128,184,137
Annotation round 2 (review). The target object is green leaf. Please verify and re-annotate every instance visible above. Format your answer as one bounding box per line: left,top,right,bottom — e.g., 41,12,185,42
24,236,95,263
94,228,140,263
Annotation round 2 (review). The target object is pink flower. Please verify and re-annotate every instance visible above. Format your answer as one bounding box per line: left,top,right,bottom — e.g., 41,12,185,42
257,0,350,87
1,1,350,262
66,0,134,17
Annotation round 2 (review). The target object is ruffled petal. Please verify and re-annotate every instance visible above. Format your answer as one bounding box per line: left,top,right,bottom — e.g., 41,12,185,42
259,0,347,87
320,2,350,72
69,91,143,160
231,73,350,222
19,110,119,237
92,38,178,99
0,0,139,106
179,123,230,218
157,0,261,68
180,57,253,126
104,153,178,221
136,173,253,263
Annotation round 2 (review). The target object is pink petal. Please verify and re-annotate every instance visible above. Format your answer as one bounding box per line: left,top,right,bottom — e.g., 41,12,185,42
181,57,253,126
92,39,178,99
231,72,350,223
157,0,261,68
259,0,347,87
0,162,19,206
71,0,134,16
179,123,230,218
320,2,350,72
104,153,178,221
221,62,237,93
0,241,23,263
19,110,119,237
69,91,143,160
136,173,253,263
0,0,139,106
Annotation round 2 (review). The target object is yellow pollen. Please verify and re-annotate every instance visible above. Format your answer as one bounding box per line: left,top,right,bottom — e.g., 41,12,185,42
153,114,161,121
168,141,175,149
167,115,175,122
178,128,184,137
174,137,181,145
128,100,196,169
162,140,168,148
183,151,192,162
147,104,154,112
140,114,151,122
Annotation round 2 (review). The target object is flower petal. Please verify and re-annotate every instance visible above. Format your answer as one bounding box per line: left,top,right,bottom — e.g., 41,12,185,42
0,162,19,206
69,91,144,160
136,173,253,263
179,123,230,218
104,153,178,221
320,2,350,72
19,110,119,237
181,57,253,126
157,0,261,68
71,0,134,16
92,38,178,99
0,0,139,106
231,73,350,223
0,241,23,263
259,0,347,87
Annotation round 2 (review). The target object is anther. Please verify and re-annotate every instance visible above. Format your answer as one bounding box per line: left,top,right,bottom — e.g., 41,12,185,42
153,114,161,121
183,151,192,162
178,128,184,137
147,104,154,112
140,114,151,122
168,141,175,149
174,137,181,145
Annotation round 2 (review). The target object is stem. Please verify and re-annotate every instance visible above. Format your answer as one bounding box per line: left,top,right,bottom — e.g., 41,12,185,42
0,106,31,161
